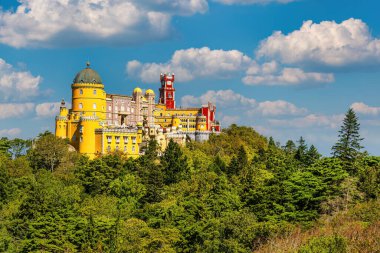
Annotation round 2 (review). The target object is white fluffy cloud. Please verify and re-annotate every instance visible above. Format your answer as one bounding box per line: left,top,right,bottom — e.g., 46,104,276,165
257,18,380,67
127,47,252,82
255,100,307,116
181,89,305,116
268,114,344,128
181,89,256,108
214,0,295,4
243,61,334,85
351,102,380,116
0,0,300,48
0,0,208,48
0,128,21,136
128,48,331,85
0,59,41,101
35,102,62,118
0,103,35,119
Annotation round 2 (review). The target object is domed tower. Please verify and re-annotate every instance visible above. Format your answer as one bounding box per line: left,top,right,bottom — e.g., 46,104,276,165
71,62,106,120
55,99,68,138
145,89,155,126
133,87,143,124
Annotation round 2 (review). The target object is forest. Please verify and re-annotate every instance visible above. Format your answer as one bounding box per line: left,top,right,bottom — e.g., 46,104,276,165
0,108,379,252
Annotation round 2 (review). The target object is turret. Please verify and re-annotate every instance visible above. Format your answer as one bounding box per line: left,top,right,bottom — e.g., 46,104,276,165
71,62,106,120
78,116,99,159
55,99,68,138
159,73,176,109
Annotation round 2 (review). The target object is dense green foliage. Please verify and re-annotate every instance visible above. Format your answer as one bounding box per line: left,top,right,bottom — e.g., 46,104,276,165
0,123,378,252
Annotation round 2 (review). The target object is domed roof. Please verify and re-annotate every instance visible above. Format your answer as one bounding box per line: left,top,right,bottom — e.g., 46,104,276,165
145,89,155,95
73,62,102,84
133,87,142,93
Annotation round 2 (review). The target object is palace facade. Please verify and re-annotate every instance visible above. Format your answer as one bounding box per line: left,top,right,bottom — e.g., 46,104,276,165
55,63,221,158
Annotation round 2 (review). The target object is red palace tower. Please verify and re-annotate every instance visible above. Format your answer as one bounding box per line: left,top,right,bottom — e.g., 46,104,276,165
159,73,176,109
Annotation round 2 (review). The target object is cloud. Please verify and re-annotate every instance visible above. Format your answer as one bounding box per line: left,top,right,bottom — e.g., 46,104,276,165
0,0,208,48
214,0,295,4
0,58,41,101
351,102,380,116
257,18,380,68
243,61,334,85
0,128,21,136
181,89,256,108
35,102,61,117
127,47,252,82
181,89,305,116
255,100,307,116
268,114,344,128
0,103,35,119
128,48,331,85
221,115,240,126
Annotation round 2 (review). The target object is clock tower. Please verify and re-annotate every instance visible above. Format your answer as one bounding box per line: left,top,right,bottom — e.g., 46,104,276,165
159,73,176,109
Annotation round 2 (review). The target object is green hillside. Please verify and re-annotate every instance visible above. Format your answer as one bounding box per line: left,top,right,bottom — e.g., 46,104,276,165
0,121,379,252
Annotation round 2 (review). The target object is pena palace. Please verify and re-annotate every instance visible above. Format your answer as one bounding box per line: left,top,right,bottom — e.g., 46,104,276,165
55,62,221,158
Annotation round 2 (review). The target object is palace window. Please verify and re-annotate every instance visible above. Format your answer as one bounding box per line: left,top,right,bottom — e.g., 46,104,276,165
116,146,119,151
124,146,127,152
107,146,111,152
93,90,97,95
132,137,136,144
132,146,135,152
79,103,83,109
80,89,83,95
93,103,97,109
121,106,125,111
107,136,112,143
123,136,129,143
80,137,83,143
115,136,120,144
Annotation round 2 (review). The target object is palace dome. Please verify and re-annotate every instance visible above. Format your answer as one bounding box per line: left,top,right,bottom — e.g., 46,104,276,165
145,89,155,95
73,62,102,84
133,87,142,93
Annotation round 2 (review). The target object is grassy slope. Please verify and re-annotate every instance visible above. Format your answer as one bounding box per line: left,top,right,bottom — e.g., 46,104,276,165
255,200,380,253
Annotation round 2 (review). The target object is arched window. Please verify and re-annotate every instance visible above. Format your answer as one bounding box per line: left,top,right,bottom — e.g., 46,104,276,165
80,89,83,95
79,103,83,109
93,103,97,109
93,89,97,95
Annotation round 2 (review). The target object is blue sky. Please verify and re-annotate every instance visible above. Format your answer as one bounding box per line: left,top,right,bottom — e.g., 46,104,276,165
0,0,379,155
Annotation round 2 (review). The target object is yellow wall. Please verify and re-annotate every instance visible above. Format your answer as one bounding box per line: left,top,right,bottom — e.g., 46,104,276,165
71,83,106,120
55,120,67,138
79,118,99,159
98,131,141,158
154,107,201,131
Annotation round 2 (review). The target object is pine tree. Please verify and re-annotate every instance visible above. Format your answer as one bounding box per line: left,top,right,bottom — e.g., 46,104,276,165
305,145,321,166
161,139,188,184
283,140,296,155
295,136,308,163
268,137,276,148
332,108,363,165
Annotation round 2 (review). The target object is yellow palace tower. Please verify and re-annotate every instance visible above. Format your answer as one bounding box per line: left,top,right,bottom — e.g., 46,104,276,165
55,62,107,158
56,62,143,159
